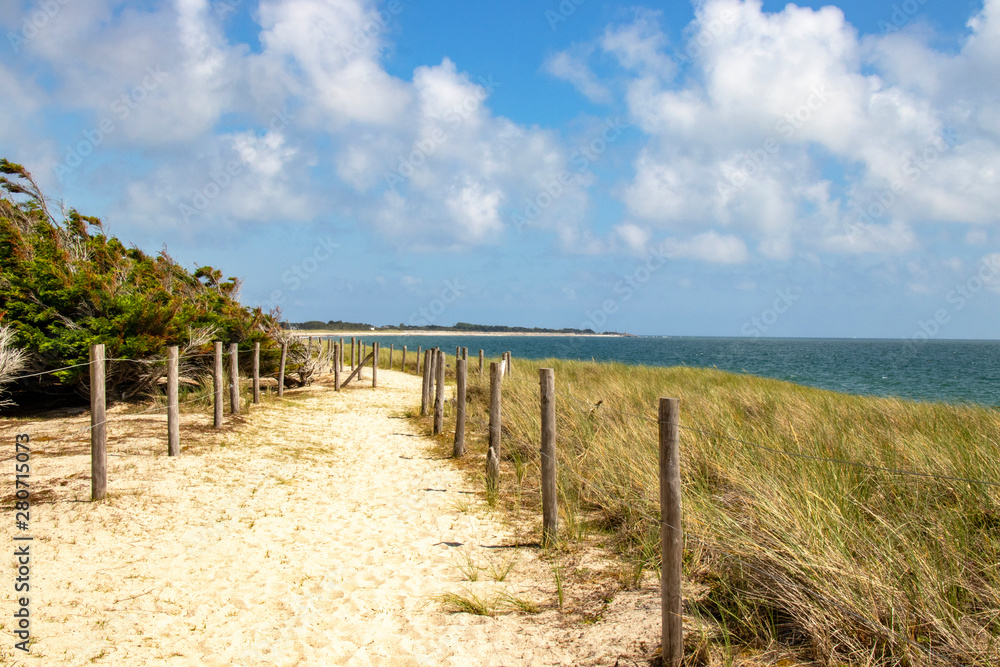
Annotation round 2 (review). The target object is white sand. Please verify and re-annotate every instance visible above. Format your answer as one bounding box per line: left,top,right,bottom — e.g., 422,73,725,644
1,370,658,666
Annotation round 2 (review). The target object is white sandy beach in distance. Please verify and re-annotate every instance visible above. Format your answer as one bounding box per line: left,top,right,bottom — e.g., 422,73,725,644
1,368,658,666
290,331,622,338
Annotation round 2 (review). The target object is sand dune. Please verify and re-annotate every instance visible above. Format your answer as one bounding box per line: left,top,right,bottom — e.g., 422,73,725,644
1,369,657,666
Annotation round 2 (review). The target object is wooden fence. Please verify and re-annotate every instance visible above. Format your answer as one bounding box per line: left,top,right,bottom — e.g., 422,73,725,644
75,337,683,663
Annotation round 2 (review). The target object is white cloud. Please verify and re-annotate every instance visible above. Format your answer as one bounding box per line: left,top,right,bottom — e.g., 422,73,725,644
544,48,612,103
255,0,411,127
664,231,748,264
600,8,675,78
602,0,1000,264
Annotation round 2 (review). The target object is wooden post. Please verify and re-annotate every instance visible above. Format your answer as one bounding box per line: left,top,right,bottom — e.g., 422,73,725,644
277,342,287,398
454,358,467,457
479,349,484,376
229,343,240,415
351,337,356,369
487,361,501,493
338,351,372,387
540,368,557,547
213,341,223,427
372,342,379,388
420,350,432,416
462,347,468,361
334,343,341,391
90,344,107,501
456,345,461,363
660,397,683,667
434,349,445,435
340,338,345,370
167,346,179,457
402,345,407,372
389,344,394,370
417,346,422,373
252,342,261,404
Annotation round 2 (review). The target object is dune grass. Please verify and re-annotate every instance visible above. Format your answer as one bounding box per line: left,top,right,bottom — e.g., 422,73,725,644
448,356,1000,666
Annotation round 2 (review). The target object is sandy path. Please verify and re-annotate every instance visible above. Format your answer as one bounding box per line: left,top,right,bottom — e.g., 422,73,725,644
1,369,655,666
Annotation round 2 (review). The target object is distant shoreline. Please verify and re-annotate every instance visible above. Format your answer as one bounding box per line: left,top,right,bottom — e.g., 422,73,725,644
290,330,626,338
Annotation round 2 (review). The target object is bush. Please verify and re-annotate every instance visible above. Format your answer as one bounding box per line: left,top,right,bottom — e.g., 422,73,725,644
0,158,281,404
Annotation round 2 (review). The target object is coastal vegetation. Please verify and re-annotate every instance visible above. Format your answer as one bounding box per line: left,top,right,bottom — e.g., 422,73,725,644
447,357,1000,665
0,159,279,405
289,319,613,335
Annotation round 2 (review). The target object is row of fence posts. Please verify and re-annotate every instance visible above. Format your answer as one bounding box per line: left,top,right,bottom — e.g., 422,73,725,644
414,345,683,666
88,338,684,666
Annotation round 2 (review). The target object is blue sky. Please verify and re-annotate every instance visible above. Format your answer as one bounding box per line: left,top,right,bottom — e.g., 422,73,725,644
2,0,1000,339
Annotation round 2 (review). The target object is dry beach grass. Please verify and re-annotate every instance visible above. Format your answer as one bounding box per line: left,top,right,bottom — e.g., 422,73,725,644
0,368,662,666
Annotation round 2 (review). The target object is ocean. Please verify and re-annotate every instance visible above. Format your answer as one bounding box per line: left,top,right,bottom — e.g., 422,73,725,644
329,335,1000,407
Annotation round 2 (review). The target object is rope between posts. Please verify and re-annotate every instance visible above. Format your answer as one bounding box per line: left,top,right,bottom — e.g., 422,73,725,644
678,424,1000,490
552,387,1000,491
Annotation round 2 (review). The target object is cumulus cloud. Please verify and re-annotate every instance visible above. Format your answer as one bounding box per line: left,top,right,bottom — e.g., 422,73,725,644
590,0,1000,262
4,0,1000,270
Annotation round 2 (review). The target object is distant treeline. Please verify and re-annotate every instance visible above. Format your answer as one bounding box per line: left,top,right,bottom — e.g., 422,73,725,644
286,320,618,335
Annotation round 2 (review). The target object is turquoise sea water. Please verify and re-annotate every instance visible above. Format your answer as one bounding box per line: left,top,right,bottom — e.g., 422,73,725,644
334,335,1000,407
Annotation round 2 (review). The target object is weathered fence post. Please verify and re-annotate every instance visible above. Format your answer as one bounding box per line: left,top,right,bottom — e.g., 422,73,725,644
660,397,683,667
252,342,261,404
487,361,501,493
479,349,484,376
213,341,223,427
351,337,356,369
462,347,468,361
167,346,179,457
90,344,107,501
372,342,379,388
420,350,432,415
339,338,345,370
334,343,341,391
540,368,557,547
389,344,394,370
277,341,287,398
402,345,407,372
456,345,461,363
229,343,240,415
434,349,445,435
454,358,467,457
